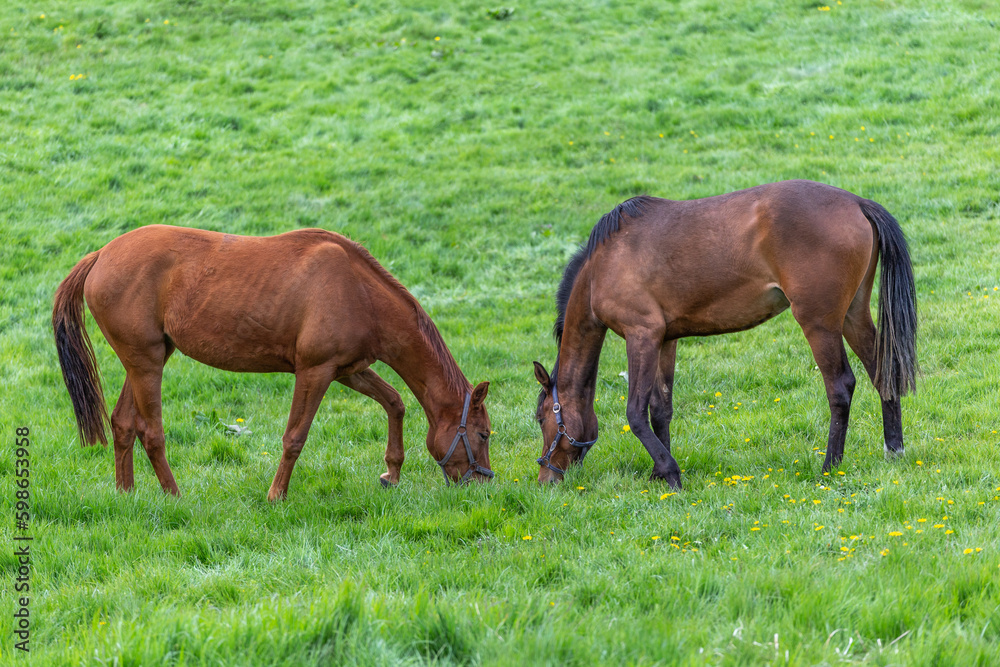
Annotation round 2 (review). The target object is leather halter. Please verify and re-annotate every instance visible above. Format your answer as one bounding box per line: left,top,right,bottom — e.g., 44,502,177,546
536,384,598,476
435,392,495,485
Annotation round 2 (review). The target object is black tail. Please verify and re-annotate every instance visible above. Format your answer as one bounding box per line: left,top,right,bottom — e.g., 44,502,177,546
52,251,109,445
859,199,918,399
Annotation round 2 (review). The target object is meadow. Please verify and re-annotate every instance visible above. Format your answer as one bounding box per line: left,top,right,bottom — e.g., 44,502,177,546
1,0,999,663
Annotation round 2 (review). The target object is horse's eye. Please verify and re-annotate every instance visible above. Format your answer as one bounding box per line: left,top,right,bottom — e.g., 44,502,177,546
479,432,490,441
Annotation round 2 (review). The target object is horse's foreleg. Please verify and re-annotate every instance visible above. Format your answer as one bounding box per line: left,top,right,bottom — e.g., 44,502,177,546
625,333,682,489
268,365,336,502
649,340,677,452
801,325,856,471
111,376,137,492
843,306,904,457
338,369,406,487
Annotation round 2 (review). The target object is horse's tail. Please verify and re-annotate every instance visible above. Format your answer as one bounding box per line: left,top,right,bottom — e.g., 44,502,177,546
859,199,918,400
52,251,109,446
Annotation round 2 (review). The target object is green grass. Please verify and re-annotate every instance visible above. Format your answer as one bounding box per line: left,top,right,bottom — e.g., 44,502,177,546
2,0,999,663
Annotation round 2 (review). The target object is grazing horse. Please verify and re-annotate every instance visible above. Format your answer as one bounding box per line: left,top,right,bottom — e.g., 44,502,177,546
534,180,917,487
53,225,493,499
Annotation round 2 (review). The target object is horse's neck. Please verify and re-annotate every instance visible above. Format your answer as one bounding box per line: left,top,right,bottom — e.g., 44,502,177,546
556,289,607,419
377,297,468,423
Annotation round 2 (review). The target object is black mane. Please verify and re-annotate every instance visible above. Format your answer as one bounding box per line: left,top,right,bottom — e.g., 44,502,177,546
552,196,656,342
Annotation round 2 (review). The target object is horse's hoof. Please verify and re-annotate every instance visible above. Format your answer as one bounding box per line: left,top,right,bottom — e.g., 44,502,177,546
884,445,905,460
379,473,398,488
651,469,683,490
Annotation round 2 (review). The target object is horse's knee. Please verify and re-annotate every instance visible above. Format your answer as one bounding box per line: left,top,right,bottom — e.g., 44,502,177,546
625,405,648,432
386,395,405,421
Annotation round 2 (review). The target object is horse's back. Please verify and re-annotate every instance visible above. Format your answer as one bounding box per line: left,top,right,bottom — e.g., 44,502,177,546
84,225,378,372
589,181,877,338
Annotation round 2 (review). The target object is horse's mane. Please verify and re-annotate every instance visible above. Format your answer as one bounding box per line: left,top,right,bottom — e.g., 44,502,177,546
552,196,656,343
343,236,470,395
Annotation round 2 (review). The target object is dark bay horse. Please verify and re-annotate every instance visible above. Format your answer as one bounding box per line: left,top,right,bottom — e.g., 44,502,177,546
53,225,493,499
534,180,917,487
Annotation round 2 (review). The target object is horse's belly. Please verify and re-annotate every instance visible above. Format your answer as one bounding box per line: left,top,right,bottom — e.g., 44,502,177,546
170,336,295,373
166,313,296,373
668,285,790,338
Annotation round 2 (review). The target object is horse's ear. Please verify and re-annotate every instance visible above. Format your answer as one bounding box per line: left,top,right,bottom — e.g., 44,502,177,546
471,381,490,407
533,361,551,389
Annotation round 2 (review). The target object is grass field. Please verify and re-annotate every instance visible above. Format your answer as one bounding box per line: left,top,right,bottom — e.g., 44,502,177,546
2,0,999,663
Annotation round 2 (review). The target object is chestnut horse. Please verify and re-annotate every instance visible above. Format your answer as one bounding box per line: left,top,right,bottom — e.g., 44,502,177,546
534,180,917,487
53,225,493,499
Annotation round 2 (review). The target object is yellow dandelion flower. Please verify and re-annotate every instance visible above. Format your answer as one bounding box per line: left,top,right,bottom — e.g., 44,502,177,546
236,418,244,423
889,531,903,536
815,525,824,531
623,425,630,432
964,548,974,554
523,535,532,541
651,535,660,541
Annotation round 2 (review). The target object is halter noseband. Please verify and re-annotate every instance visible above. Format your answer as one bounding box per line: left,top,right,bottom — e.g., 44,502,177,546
436,392,495,485
536,384,598,476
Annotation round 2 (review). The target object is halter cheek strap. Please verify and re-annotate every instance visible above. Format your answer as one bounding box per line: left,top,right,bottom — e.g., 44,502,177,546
536,384,598,476
436,392,495,485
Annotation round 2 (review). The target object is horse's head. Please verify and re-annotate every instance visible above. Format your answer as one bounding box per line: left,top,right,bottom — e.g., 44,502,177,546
430,381,494,484
533,361,595,484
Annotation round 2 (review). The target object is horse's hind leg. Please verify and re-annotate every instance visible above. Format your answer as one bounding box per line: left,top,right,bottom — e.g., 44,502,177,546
111,377,137,492
338,369,406,487
128,340,180,496
649,340,677,452
843,300,904,457
796,320,856,472
268,364,336,502
625,332,682,489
